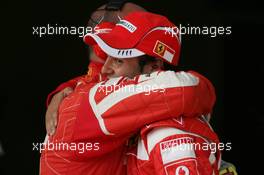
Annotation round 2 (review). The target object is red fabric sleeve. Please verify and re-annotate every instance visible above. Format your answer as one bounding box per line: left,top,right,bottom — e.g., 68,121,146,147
92,70,216,135
46,75,85,107
71,70,216,158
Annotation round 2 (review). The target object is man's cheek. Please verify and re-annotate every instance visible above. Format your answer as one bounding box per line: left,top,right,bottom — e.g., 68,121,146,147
119,69,132,78
115,70,124,77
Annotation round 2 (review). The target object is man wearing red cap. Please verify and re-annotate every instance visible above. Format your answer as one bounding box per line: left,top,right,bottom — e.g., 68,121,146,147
83,11,221,175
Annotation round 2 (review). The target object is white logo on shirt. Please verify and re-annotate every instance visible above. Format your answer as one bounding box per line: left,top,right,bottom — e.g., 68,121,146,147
175,166,189,175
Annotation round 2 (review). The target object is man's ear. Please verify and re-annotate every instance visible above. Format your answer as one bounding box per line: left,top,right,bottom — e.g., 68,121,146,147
143,59,164,74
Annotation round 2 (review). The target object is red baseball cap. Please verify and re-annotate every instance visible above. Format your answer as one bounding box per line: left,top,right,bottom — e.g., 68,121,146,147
84,11,181,65
88,22,116,61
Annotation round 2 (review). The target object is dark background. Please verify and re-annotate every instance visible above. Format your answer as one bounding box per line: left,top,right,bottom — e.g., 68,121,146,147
1,0,263,174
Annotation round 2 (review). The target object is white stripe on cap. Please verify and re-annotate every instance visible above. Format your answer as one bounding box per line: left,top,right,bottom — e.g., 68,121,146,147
84,33,145,58
141,26,181,44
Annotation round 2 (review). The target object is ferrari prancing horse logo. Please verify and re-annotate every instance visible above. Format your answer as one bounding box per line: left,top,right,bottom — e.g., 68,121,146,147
153,40,175,63
157,43,165,55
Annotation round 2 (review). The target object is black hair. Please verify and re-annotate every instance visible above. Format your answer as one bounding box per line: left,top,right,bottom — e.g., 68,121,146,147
105,0,129,11
138,55,156,72
138,55,177,72
88,0,129,28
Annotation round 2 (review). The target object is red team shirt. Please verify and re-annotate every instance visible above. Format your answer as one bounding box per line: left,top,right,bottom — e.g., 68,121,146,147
40,70,220,175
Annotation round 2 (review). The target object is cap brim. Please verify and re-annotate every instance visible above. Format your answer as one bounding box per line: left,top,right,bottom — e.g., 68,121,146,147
84,33,145,59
